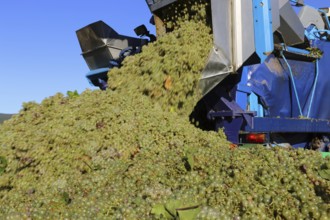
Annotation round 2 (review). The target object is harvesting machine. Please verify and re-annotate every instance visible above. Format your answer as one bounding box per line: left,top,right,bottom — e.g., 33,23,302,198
76,0,330,151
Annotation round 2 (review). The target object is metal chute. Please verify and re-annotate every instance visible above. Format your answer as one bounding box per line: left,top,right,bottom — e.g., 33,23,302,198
146,0,308,96
199,47,232,96
200,0,256,95
277,0,305,45
76,20,148,71
76,20,148,89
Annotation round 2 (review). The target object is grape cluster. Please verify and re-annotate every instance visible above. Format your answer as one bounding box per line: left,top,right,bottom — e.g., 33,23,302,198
108,0,212,117
0,0,329,219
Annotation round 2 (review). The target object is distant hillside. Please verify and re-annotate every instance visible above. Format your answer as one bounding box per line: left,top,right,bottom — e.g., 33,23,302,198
0,114,13,123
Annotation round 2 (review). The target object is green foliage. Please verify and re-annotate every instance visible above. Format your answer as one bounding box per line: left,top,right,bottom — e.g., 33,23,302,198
151,204,173,219
66,90,79,98
152,199,201,220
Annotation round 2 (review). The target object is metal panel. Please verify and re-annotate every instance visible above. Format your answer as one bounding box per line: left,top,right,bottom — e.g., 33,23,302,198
233,0,255,69
279,0,288,8
253,0,274,62
278,0,305,45
298,5,325,29
145,0,178,12
200,48,232,95
271,0,280,31
200,0,233,95
201,0,256,95
244,117,330,133
245,40,330,121
76,21,119,54
76,21,147,70
211,0,232,63
211,0,255,69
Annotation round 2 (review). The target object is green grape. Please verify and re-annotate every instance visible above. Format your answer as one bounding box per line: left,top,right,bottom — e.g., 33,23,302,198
0,1,330,219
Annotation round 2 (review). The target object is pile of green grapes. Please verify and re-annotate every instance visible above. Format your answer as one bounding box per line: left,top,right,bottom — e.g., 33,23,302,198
0,0,329,219
108,1,212,116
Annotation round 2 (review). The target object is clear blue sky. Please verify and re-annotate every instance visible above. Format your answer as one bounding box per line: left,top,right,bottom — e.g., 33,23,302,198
0,0,154,113
0,0,328,113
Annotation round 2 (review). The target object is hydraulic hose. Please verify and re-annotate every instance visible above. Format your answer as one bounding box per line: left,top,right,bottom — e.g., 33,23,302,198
280,51,303,117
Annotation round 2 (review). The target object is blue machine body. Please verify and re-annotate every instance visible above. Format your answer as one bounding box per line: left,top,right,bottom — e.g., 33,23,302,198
205,1,330,147
235,40,330,130
242,41,330,120
210,44,330,145
86,68,110,90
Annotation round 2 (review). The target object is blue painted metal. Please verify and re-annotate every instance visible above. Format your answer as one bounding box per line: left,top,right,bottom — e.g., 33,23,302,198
305,25,318,41
243,117,330,133
280,51,303,117
245,41,330,120
85,67,109,89
236,68,250,111
284,46,310,55
199,0,330,146
319,9,330,28
207,99,255,127
307,59,319,118
208,40,330,144
235,89,248,111
314,30,330,40
215,117,244,144
208,97,256,144
252,0,274,62
249,92,264,117
86,67,110,78
305,26,330,41
220,97,255,129
236,68,264,117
